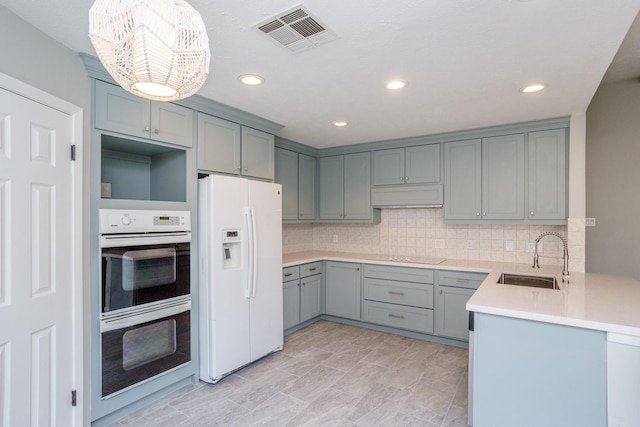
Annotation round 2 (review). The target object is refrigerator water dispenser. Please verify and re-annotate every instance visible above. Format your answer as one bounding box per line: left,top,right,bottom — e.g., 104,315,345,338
222,229,241,269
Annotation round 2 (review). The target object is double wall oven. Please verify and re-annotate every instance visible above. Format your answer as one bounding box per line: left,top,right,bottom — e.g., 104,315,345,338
99,209,191,398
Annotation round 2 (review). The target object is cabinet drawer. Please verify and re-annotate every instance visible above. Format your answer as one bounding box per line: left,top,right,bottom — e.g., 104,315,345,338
363,264,433,284
438,270,487,289
300,261,322,278
364,278,433,309
283,266,300,282
363,300,434,334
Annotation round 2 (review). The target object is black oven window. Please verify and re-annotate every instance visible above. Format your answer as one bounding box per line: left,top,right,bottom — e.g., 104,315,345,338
122,319,177,370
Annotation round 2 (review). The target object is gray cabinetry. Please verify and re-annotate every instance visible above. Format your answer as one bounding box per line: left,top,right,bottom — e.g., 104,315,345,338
95,80,194,147
373,144,440,186
276,149,316,221
298,154,317,220
436,270,487,341
325,261,361,320
282,262,322,331
276,148,299,220
362,264,434,334
444,135,525,221
527,129,566,220
197,112,274,180
319,152,372,220
283,267,301,330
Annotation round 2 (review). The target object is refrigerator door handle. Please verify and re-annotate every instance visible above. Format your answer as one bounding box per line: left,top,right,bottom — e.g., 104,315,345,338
250,207,258,298
244,207,253,299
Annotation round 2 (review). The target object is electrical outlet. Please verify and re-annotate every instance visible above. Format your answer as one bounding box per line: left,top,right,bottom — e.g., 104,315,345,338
585,218,596,227
466,240,474,249
505,241,514,252
333,235,338,243
435,239,445,249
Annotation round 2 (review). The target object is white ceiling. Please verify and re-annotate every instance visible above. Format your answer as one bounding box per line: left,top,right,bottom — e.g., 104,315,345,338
1,0,639,148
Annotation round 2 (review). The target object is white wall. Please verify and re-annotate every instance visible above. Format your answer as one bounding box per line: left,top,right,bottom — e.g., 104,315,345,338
0,6,93,425
586,80,640,280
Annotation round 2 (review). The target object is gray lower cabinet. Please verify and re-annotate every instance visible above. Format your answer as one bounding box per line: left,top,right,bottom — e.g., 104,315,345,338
283,262,323,330
95,80,194,147
436,270,487,341
324,261,362,320
372,144,440,186
319,152,372,220
362,264,435,334
197,112,274,180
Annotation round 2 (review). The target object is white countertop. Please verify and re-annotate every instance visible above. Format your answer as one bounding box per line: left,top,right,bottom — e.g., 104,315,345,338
283,251,640,337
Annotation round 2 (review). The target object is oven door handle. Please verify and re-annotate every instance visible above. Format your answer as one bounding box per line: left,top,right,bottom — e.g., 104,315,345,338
100,300,191,332
100,232,191,248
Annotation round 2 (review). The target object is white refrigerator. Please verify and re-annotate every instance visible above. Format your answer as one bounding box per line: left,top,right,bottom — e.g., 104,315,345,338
198,174,283,383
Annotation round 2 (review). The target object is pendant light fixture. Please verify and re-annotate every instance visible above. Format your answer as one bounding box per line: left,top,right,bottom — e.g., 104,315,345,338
89,0,211,101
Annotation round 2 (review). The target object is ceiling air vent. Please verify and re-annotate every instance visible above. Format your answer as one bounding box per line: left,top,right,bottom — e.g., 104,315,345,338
254,5,338,54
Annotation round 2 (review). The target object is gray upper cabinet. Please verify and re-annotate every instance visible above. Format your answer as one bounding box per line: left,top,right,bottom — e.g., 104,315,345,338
276,148,299,220
444,135,525,221
373,144,440,186
95,80,194,148
276,149,317,221
197,112,274,180
197,113,241,175
242,127,275,180
527,129,566,220
298,154,316,220
444,139,482,220
482,134,525,220
319,152,371,220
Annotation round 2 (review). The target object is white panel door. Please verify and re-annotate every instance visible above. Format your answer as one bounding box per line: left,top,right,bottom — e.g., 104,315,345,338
248,180,283,361
0,88,76,426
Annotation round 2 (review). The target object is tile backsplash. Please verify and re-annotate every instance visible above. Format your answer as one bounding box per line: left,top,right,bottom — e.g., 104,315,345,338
283,208,570,266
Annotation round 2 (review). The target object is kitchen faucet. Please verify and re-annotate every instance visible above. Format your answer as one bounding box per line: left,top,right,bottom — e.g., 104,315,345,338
532,232,570,283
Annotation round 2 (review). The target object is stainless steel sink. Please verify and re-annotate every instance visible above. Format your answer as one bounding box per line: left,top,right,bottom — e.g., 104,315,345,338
498,273,559,290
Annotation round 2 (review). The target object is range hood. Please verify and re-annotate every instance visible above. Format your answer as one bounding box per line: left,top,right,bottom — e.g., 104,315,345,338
371,184,443,208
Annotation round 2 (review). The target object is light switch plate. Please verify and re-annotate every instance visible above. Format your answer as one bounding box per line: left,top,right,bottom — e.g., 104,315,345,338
585,218,596,227
101,182,111,198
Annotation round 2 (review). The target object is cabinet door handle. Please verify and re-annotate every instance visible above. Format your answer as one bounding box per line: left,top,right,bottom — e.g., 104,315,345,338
530,211,534,216
405,176,409,181
154,129,159,134
356,268,360,271
440,290,443,294
244,167,248,171
482,211,486,216
236,166,241,171
300,213,304,217
476,212,480,216
309,267,317,271
388,313,405,319
457,278,470,283
388,291,405,296
144,126,150,132
400,177,404,182
284,273,293,277
302,282,305,286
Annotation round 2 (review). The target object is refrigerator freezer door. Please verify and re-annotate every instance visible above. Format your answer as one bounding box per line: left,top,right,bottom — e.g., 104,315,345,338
199,175,251,382
248,180,284,361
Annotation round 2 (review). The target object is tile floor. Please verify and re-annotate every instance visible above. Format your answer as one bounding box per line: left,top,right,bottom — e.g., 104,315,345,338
108,320,469,426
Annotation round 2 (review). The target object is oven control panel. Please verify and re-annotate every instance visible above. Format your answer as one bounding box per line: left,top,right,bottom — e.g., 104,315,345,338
99,209,191,234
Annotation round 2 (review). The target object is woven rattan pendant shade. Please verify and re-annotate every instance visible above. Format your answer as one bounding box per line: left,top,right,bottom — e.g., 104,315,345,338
89,0,210,101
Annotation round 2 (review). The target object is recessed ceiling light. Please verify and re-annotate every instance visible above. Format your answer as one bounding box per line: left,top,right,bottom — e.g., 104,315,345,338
239,74,264,85
334,121,348,127
522,83,546,93
385,80,406,90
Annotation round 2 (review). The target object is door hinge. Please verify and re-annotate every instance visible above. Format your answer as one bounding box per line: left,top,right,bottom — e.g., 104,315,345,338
71,390,77,407
70,145,76,161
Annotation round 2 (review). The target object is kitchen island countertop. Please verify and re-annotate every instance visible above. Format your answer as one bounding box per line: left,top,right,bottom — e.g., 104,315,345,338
283,251,640,336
